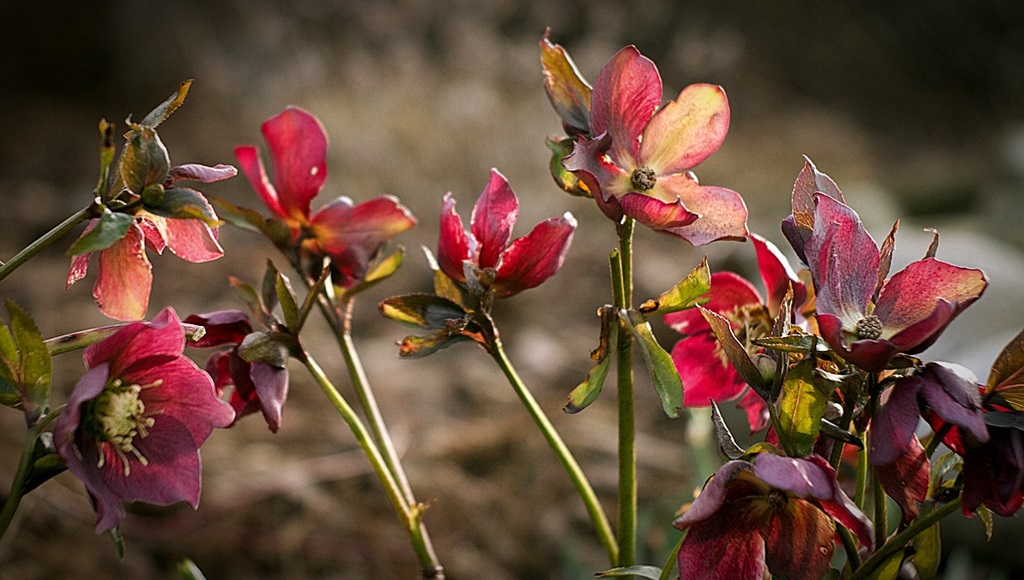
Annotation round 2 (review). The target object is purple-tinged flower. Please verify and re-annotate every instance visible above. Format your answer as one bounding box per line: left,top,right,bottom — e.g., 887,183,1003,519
437,168,577,298
235,107,416,288
804,193,988,372
185,310,289,433
561,46,747,245
666,235,805,431
54,308,234,532
673,453,872,580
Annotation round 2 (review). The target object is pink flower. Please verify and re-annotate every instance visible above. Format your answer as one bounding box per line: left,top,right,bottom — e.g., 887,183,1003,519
54,308,235,532
666,235,805,431
67,165,235,321
673,454,872,580
561,46,747,245
185,310,289,433
235,107,416,288
804,194,988,372
437,168,577,298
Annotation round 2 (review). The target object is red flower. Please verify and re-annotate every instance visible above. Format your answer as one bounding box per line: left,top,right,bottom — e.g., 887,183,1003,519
666,235,805,431
673,454,872,580
437,168,577,298
804,194,988,372
561,46,747,245
185,310,289,433
235,107,416,288
67,164,235,321
54,308,235,532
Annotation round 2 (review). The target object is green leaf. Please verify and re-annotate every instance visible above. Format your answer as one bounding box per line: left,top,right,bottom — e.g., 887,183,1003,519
144,187,219,226
753,333,833,355
261,261,281,315
379,294,468,330
927,451,961,498
983,411,1024,430
1,302,52,423
23,435,66,494
66,211,134,255
228,276,265,320
0,324,18,406
700,306,769,399
109,526,126,559
237,331,293,368
776,359,828,457
342,248,405,298
138,79,192,129
710,400,745,459
596,565,663,579
976,504,994,541
913,514,941,579
209,195,280,237
296,266,330,334
637,257,711,317
545,137,590,197
621,308,683,418
275,270,299,331
119,127,170,195
397,330,471,358
564,305,617,414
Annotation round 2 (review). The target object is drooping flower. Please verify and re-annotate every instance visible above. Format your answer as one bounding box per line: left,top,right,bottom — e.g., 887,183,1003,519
185,310,289,433
560,46,747,245
666,235,805,431
803,193,988,372
53,308,235,532
234,106,416,288
673,454,873,580
437,168,577,298
67,164,235,321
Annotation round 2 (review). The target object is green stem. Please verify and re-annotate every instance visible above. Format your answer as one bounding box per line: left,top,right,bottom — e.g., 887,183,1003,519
838,526,862,572
45,322,207,356
854,439,868,510
0,431,38,538
613,218,636,566
0,203,97,283
490,336,619,565
658,532,685,580
873,469,888,549
301,351,443,578
850,497,962,580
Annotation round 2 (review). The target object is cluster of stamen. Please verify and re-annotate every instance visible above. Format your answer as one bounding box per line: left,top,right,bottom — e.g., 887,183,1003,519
711,304,772,367
766,489,788,512
630,166,657,191
854,315,883,340
84,378,162,476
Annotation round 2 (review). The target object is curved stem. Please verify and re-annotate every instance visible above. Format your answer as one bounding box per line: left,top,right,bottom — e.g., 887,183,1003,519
0,431,38,538
850,497,962,580
613,217,636,566
490,336,619,565
0,203,97,283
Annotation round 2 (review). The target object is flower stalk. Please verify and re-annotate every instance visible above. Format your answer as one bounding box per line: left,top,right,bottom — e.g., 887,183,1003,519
0,203,98,283
612,217,636,566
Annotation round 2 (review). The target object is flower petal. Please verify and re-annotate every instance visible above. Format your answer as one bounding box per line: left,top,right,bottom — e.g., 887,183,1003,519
102,416,202,508
917,363,988,444
666,272,761,335
493,212,576,297
471,169,518,270
130,356,235,443
762,497,835,580
656,180,748,246
311,195,416,286
962,427,1024,516
163,218,223,263
639,83,729,174
437,193,472,284
258,106,328,222
85,308,183,374
874,257,987,339
184,310,253,347
167,163,238,184
678,517,767,580
590,46,661,165
807,194,878,324
93,225,153,321
875,434,929,524
539,31,592,136
250,361,289,433
672,333,747,406
752,234,806,315
674,460,758,527
870,377,923,466
738,389,771,433
817,313,901,372
234,145,287,220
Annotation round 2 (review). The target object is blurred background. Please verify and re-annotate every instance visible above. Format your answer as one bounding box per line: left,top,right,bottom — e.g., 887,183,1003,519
1,1,1023,578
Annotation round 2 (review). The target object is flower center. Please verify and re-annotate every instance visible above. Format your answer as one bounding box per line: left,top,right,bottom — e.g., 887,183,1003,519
711,303,773,368
630,166,657,191
766,489,788,512
83,378,162,476
855,315,883,340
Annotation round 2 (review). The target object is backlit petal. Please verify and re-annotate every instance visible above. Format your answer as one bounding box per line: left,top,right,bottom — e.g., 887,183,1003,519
659,182,748,246
493,212,576,297
874,257,987,337
639,83,729,174
590,46,661,165
807,194,878,323
259,106,328,221
470,169,518,270
93,226,153,321
437,193,472,284
672,333,746,405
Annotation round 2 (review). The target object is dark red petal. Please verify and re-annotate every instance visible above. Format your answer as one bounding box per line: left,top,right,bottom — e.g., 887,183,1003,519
674,460,757,528
751,234,806,314
817,313,900,373
870,377,923,466
618,191,699,231
101,416,202,509
917,364,989,444
493,212,576,297
875,434,929,524
311,195,416,285
677,518,767,580
962,427,1024,516
128,356,235,443
806,194,878,322
737,389,771,433
259,106,328,221
590,46,661,165
185,310,253,347
250,361,289,433
85,308,183,374
762,498,835,579
234,145,287,219
470,169,518,270
437,193,472,284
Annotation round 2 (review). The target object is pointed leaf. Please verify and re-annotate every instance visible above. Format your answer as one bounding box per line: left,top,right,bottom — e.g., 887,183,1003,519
4,302,52,423
138,79,192,129
983,412,1024,430
261,260,281,315
621,308,683,417
924,227,940,259
119,127,170,194
228,276,265,320
710,400,745,459
296,265,330,333
565,305,617,413
275,270,299,331
238,331,293,368
776,359,828,457
699,306,769,399
914,517,941,578
637,257,711,317
67,212,134,255
596,565,663,579
876,220,899,299
753,333,833,355
397,330,471,358
540,31,592,136
976,504,994,540
379,294,468,330
423,246,466,307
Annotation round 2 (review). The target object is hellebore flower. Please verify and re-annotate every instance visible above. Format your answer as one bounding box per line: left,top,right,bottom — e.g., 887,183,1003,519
561,46,747,245
666,235,805,431
437,168,577,298
185,310,289,433
53,308,235,532
67,164,235,321
234,106,416,288
804,193,988,372
674,454,873,580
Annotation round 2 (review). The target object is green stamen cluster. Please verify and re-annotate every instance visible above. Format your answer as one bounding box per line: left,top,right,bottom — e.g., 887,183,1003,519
82,378,162,476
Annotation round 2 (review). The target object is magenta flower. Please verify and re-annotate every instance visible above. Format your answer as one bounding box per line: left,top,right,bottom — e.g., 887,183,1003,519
54,308,235,532
235,106,416,288
185,310,289,433
437,168,577,298
673,454,873,580
805,193,988,372
561,46,747,245
666,235,805,431
67,164,235,321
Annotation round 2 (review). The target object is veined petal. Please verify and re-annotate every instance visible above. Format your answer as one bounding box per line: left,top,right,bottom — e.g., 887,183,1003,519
250,361,289,433
672,333,746,405
875,434,929,524
563,134,635,199
493,212,576,297
639,83,730,174
437,193,472,284
870,378,924,466
674,460,760,527
618,191,699,231
259,106,328,222
590,46,661,165
234,145,287,220
762,497,835,580
101,417,202,508
86,307,183,374
874,257,987,337
918,363,988,443
312,195,416,260
678,517,767,580
807,194,879,322
659,182,748,246
666,271,761,335
752,234,806,314
68,251,92,288
164,218,223,263
471,169,518,270
129,356,234,443
93,225,153,321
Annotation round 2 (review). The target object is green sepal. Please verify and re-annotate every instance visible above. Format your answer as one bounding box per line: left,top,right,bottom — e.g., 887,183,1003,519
700,306,770,399
237,331,294,368
637,257,711,317
295,265,329,334
422,246,467,307
261,261,282,316
144,187,220,227
546,137,590,197
396,331,472,359
540,32,592,136
564,305,617,414
982,411,1024,430
753,332,833,355
119,127,170,195
596,566,663,579
621,308,683,418
379,294,468,330
96,120,117,201
275,270,299,332
710,400,745,459
138,79,192,129
913,509,941,579
66,210,134,256
776,359,828,457
23,434,67,494
209,195,292,245
109,525,127,560
228,276,266,322
0,302,52,424
340,247,405,299
975,504,994,540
